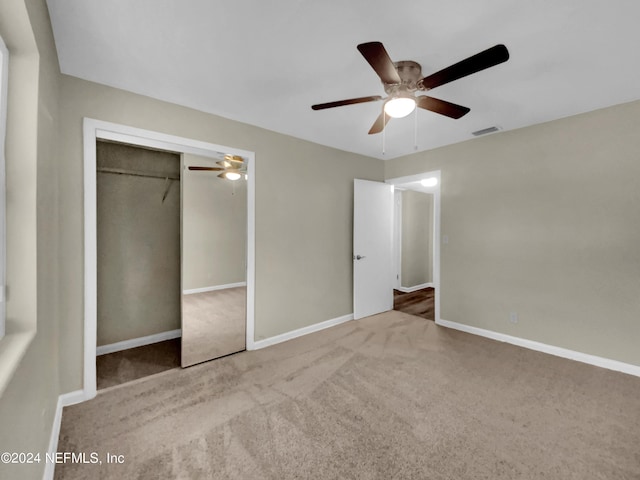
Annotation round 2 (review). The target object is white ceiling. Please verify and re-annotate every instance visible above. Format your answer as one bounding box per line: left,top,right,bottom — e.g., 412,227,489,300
46,0,640,160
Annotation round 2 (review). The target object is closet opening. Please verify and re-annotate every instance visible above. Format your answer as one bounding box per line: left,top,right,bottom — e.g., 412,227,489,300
83,118,256,400
95,140,182,390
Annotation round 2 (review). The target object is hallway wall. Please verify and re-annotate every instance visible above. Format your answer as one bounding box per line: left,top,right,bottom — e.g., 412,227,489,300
401,190,433,288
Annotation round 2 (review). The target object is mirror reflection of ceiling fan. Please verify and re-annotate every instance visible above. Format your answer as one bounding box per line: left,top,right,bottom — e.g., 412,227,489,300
188,154,247,180
312,42,509,134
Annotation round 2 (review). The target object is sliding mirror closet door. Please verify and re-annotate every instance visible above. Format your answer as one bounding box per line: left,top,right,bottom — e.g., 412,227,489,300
181,153,247,367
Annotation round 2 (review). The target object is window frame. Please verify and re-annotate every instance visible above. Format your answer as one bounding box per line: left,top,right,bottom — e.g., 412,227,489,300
0,34,8,339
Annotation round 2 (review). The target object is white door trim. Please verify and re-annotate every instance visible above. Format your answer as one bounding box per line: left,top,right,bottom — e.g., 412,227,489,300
82,118,256,401
392,190,402,289
386,170,441,323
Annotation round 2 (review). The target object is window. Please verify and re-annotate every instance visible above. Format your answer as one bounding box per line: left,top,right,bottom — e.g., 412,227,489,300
0,35,7,339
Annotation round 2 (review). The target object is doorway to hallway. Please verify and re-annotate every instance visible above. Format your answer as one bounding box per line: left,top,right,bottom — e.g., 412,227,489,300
386,170,441,323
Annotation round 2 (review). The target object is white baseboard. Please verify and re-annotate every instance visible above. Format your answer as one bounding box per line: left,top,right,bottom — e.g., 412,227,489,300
252,313,354,350
44,390,86,480
436,318,640,378
96,329,181,356
396,282,433,293
183,282,246,295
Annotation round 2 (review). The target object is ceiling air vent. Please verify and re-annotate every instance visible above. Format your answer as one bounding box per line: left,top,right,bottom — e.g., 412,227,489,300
472,126,501,136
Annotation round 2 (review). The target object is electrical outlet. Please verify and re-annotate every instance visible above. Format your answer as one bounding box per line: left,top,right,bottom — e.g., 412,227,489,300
509,312,518,323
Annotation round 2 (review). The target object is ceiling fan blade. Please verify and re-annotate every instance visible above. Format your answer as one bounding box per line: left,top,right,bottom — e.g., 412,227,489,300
419,44,509,90
357,42,402,85
188,166,224,171
312,95,383,110
417,96,470,119
368,111,391,135
219,155,244,167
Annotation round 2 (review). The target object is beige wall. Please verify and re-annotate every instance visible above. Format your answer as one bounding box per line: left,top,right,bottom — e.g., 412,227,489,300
1,3,637,476
57,75,384,393
401,190,432,287
96,142,181,346
385,100,640,367
182,153,247,291
0,1,61,479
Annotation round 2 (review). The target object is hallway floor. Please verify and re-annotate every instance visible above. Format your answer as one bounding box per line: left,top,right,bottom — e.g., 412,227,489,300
393,287,434,320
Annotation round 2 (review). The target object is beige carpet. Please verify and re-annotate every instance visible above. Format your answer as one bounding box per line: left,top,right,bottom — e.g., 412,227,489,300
55,311,640,479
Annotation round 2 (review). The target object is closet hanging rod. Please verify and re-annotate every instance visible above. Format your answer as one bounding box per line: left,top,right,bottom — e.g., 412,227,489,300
97,167,179,181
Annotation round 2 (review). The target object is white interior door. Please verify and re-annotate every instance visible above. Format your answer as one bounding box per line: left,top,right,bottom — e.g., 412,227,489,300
353,179,394,320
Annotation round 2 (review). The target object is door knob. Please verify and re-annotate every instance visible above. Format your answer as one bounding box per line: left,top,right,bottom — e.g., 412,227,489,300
354,255,366,260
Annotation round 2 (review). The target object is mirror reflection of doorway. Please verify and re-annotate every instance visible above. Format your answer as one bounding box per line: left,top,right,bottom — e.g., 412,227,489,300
393,187,435,321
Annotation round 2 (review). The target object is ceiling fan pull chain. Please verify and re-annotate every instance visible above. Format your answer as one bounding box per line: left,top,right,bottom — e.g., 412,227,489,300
414,107,418,151
382,111,386,156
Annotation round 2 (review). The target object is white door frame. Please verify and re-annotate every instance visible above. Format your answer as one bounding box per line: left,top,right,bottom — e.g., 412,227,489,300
392,190,402,290
82,118,256,401
386,170,441,323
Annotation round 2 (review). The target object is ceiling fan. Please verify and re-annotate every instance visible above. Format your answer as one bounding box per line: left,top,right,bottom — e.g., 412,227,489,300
311,42,509,134
188,154,247,180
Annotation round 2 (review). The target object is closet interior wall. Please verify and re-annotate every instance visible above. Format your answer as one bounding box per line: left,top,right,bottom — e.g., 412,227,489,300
96,141,181,347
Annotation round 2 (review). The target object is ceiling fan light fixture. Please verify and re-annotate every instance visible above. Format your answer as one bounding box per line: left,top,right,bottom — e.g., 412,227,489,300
384,96,416,118
224,171,241,181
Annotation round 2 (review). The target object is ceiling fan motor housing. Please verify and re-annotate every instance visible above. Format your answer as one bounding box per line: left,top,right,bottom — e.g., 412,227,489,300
383,60,423,94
